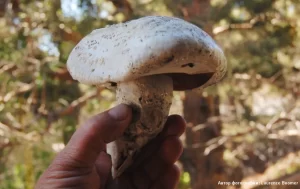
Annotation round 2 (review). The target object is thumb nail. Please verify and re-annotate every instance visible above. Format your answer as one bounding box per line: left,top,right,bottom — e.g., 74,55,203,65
108,104,131,121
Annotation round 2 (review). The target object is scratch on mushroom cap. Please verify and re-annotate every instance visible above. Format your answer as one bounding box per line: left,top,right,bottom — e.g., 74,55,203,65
67,16,227,90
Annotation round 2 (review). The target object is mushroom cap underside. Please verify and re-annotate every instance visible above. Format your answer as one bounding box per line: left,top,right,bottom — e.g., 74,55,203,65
67,16,227,91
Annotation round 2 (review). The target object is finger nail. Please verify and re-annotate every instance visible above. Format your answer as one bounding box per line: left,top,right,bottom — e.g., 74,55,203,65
108,104,131,121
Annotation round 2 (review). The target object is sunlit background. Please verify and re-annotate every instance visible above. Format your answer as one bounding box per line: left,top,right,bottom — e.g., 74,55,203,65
0,0,300,189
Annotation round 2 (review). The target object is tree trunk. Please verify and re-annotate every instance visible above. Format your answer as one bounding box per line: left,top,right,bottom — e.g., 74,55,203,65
179,1,227,188
181,92,226,189
0,0,8,16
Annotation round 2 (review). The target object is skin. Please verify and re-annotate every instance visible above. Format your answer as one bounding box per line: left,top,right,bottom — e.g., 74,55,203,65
35,104,186,189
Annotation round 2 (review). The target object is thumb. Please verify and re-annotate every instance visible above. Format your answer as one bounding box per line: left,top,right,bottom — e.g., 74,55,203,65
57,104,132,167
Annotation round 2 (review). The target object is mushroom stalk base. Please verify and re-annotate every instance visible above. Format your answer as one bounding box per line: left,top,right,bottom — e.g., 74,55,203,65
107,75,173,178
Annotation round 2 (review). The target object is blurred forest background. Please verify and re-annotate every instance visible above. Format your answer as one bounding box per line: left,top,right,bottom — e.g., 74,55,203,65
0,0,300,188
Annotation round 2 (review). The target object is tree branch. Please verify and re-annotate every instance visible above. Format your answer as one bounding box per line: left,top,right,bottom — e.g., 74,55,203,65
213,22,254,35
59,88,103,116
0,62,17,74
0,83,34,102
213,14,267,35
44,87,104,133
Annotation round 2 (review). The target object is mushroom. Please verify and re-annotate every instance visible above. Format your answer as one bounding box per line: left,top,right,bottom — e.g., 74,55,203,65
66,16,227,178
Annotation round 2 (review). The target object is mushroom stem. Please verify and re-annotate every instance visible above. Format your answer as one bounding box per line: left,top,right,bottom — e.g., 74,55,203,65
107,75,173,178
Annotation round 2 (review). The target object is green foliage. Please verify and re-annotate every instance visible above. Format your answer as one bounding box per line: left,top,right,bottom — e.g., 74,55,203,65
214,0,297,79
178,172,191,189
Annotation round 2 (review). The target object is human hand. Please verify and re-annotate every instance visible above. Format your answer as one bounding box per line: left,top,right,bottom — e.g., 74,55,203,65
35,104,186,189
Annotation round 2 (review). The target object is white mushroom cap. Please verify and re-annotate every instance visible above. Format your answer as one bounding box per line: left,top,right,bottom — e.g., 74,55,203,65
67,16,227,90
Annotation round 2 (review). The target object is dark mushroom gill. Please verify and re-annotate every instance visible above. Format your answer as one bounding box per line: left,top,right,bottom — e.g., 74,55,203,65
104,73,214,91
167,72,214,91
